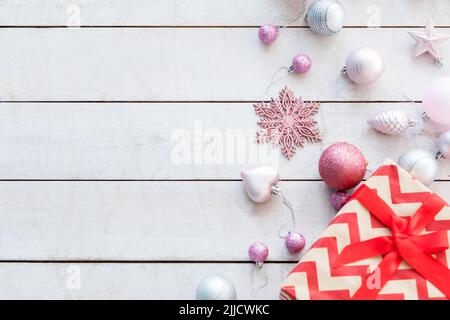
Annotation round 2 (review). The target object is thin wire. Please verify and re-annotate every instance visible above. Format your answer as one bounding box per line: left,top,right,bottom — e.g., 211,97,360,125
398,88,442,162
399,88,425,135
263,1,308,98
274,0,308,34
250,265,269,296
272,185,296,238
400,91,416,103
399,88,418,109
265,66,291,97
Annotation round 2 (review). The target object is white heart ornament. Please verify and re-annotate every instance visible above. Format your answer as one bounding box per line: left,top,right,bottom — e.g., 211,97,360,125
241,166,279,203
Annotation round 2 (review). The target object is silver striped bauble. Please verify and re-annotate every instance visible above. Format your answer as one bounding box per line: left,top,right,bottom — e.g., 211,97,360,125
342,47,385,85
306,0,345,35
196,275,237,300
398,149,438,186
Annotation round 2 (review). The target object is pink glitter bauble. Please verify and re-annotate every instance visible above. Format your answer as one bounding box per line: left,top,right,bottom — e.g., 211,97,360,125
258,24,278,44
285,232,306,254
291,54,312,74
319,142,367,191
248,242,269,265
330,190,350,210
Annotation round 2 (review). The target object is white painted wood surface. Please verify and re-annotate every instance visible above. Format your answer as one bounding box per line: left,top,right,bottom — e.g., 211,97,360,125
0,181,449,262
0,181,333,260
0,0,449,300
0,0,449,26
0,28,449,102
0,263,291,300
0,103,446,180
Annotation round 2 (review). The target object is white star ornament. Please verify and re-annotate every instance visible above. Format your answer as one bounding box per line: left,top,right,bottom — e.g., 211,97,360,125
408,19,450,66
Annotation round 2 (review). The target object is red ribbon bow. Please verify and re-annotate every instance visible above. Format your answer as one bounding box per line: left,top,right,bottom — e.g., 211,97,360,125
334,184,450,299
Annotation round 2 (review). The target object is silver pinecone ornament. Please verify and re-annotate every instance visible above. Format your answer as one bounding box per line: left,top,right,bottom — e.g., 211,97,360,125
367,110,417,135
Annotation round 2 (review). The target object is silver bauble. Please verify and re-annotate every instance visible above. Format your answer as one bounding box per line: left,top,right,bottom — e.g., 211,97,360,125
398,149,438,186
342,47,385,85
367,110,417,135
306,0,345,35
196,275,237,300
437,130,450,159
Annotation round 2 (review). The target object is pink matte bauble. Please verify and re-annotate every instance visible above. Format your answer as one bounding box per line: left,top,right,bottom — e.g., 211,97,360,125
285,232,306,254
330,191,350,210
422,77,450,125
258,24,278,44
292,54,312,74
423,117,450,134
319,142,367,190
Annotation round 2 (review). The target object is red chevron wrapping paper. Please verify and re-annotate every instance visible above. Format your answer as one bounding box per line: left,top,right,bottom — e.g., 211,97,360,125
280,160,450,300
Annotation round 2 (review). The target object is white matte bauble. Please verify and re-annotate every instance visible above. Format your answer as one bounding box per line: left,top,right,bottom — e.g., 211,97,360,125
241,166,279,203
306,0,345,35
342,47,385,85
196,275,237,300
398,149,438,186
422,77,450,125
437,130,450,159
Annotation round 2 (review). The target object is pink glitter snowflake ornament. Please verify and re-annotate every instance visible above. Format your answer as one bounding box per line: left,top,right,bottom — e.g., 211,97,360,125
254,87,321,160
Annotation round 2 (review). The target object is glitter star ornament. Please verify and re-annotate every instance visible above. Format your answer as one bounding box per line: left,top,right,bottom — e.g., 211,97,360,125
254,87,321,159
408,19,450,65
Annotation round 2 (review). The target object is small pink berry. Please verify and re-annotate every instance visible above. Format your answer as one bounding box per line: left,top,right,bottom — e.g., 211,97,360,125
258,24,278,44
248,242,269,267
291,54,312,74
330,191,351,210
285,232,306,254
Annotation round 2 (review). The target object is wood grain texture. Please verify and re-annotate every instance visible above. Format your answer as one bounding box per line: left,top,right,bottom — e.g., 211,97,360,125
0,180,449,261
0,263,291,299
0,28,448,101
0,0,449,26
1,0,450,300
0,181,334,261
0,103,446,180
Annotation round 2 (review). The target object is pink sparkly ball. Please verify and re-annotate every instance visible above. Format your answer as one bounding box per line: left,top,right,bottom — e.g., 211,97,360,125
285,232,306,254
330,191,350,210
248,242,269,265
258,24,278,44
319,142,367,191
292,54,312,74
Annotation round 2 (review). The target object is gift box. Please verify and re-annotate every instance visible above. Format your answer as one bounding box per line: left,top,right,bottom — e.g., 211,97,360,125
280,160,450,300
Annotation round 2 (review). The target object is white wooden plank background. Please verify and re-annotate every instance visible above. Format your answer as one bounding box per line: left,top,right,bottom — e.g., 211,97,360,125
0,263,291,300
0,28,448,101
0,181,333,261
0,0,449,26
0,102,445,180
0,0,449,300
0,181,449,262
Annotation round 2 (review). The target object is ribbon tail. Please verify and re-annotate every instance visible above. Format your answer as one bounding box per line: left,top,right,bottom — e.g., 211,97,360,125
408,193,447,235
351,252,402,300
409,231,449,254
334,236,394,268
398,239,450,298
